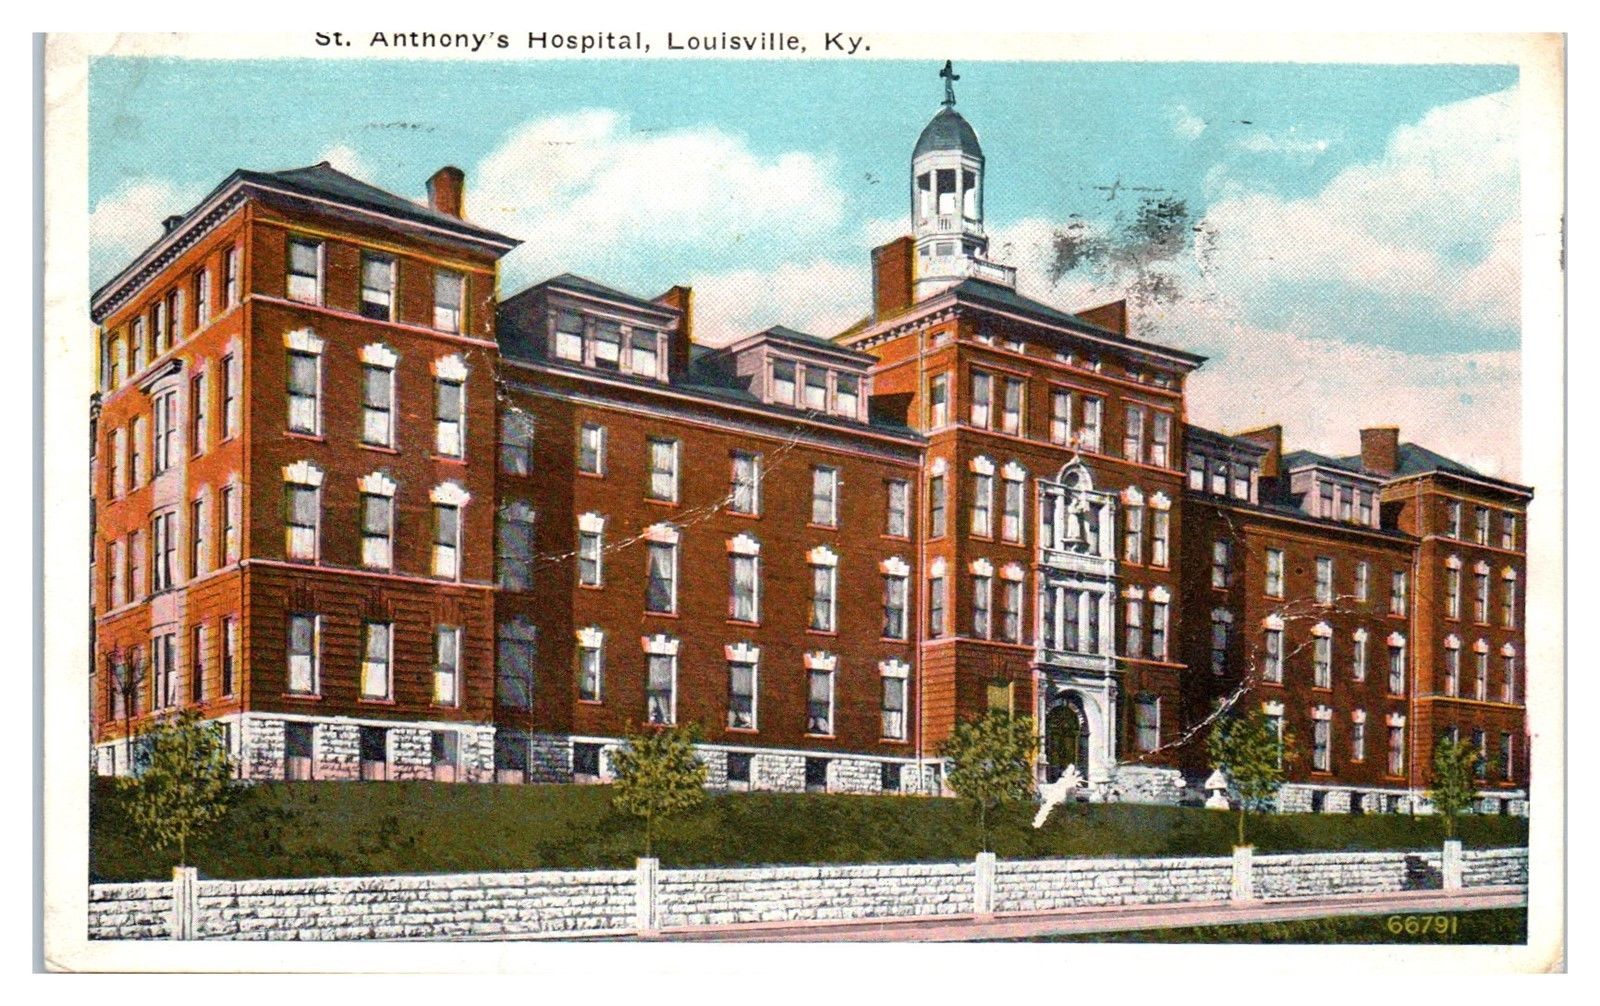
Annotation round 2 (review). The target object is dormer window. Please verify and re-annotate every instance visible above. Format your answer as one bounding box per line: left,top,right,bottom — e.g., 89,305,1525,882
1187,453,1205,491
1210,459,1228,496
835,373,860,419
1232,464,1250,500
554,312,585,362
803,367,828,411
593,322,622,370
630,330,659,378
772,359,797,405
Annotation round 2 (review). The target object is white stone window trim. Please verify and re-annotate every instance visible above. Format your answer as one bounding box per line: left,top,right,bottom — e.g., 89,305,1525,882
1149,492,1172,511
728,532,762,556
929,456,948,477
880,556,911,577
1001,460,1027,481
1121,486,1145,506
642,633,680,656
1312,705,1333,720
1311,621,1333,638
358,471,397,497
1445,554,1463,570
969,455,995,476
359,342,399,368
1149,585,1171,603
878,658,910,678
1261,700,1285,717
1386,712,1407,727
1502,567,1517,580
999,562,1025,582
1473,638,1490,654
643,522,679,545
430,481,471,506
1444,634,1461,649
1352,627,1368,642
577,512,606,534
283,460,324,487
1473,559,1491,575
1121,585,1145,600
804,650,838,672
433,353,469,381
970,557,994,576
1387,631,1407,647
1501,642,1517,657
929,556,947,577
1351,709,1367,724
725,641,761,663
807,544,839,567
1262,612,1285,631
284,327,324,354
576,626,605,649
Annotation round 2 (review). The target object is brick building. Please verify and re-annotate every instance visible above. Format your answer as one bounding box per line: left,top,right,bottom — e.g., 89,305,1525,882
88,69,1531,812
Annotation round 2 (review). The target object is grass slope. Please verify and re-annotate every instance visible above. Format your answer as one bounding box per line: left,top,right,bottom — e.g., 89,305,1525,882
90,778,1529,882
1027,907,1527,944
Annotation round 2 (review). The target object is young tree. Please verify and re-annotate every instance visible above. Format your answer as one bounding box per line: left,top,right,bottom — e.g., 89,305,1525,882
610,726,708,858
1207,709,1295,847
105,645,148,772
941,710,1038,853
117,709,235,867
1429,736,1479,839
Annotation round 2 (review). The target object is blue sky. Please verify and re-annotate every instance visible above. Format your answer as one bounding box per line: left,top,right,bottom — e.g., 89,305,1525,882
88,57,1523,474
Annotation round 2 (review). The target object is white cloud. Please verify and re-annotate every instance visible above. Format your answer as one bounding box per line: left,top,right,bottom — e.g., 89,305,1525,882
1233,131,1332,157
316,143,372,179
688,259,868,347
88,178,205,286
472,109,843,289
1168,104,1207,142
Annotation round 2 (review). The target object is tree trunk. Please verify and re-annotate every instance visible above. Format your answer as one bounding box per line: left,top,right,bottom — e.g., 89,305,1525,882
1237,804,1246,847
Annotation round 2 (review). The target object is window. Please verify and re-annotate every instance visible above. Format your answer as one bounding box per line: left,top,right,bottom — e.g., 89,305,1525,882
803,367,828,411
1338,487,1352,522
287,613,319,694
1351,716,1366,762
107,428,124,497
1050,389,1072,445
287,350,320,434
1473,570,1489,622
1123,503,1143,563
1187,452,1206,491
1352,632,1368,681
1474,648,1489,701
1313,716,1331,772
1501,513,1517,550
1150,413,1170,467
1445,565,1462,618
220,485,238,564
553,312,585,362
972,574,992,638
127,322,142,373
728,660,757,729
592,322,622,370
435,375,464,458
1471,729,1488,779
434,269,464,332
1151,598,1168,661
1263,625,1283,682
649,439,679,502
153,392,177,474
1211,540,1231,588
1080,397,1102,452
1315,557,1333,604
106,539,123,607
970,470,993,537
287,237,322,303
969,371,992,427
578,524,603,587
1503,651,1517,703
497,411,532,476
772,358,798,405
433,502,461,579
1135,695,1160,752
1151,510,1170,567
929,373,949,427
1388,639,1406,695
434,626,461,706
929,473,947,538
151,511,176,590
835,373,860,418
1474,507,1490,545
1358,490,1374,525
152,299,168,355
359,491,392,570
1210,610,1231,674
629,330,660,378
1001,475,1023,543
647,653,676,724
220,616,236,696
575,630,602,703
224,246,240,308
152,632,178,710
1387,724,1405,775
807,669,834,734
1444,642,1460,696
1265,549,1284,598
361,622,393,700
881,670,908,740
1210,459,1228,496
730,452,761,515
1230,464,1250,500
359,253,395,320
431,731,459,782
811,466,839,526
1001,377,1023,434
886,480,910,537
188,496,206,578
1124,597,1143,657
1319,483,1334,519
167,289,184,343
497,619,537,708
1123,405,1145,461
220,354,237,439
282,480,319,560
929,572,946,638
1002,579,1024,644
496,501,535,590
128,531,143,600
1266,711,1285,768
578,423,606,475
1390,570,1408,616
883,568,909,640
810,560,837,632
730,553,760,622
1314,634,1332,688
189,372,207,455
1447,500,1462,538
362,362,396,448
646,540,677,614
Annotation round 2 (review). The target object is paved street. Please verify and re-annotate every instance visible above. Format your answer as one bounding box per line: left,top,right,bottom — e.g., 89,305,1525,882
635,886,1526,942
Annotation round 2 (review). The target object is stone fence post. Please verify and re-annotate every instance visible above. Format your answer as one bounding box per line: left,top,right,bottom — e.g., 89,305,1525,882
1230,845,1254,902
635,857,659,934
1442,839,1463,890
170,866,198,940
973,852,997,917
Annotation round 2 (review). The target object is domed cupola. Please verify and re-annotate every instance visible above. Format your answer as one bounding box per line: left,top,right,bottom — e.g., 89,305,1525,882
910,62,1009,301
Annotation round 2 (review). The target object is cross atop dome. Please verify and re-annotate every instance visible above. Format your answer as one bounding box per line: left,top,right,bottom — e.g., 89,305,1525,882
940,60,960,107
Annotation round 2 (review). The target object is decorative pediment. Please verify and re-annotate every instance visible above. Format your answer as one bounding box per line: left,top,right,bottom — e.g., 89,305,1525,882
357,471,396,497
1445,554,1463,570
725,642,760,663
880,556,911,577
969,455,995,476
1311,621,1332,638
807,544,839,567
1312,705,1333,720
577,512,606,533
643,522,679,544
1000,562,1026,582
641,633,679,656
1350,709,1367,724
727,532,762,556
1387,631,1407,647
1262,612,1286,631
576,626,604,648
1261,700,1285,717
879,658,910,678
432,353,469,381
1386,712,1407,727
430,481,471,506
282,460,324,487
1500,642,1517,657
1150,492,1172,511
284,328,323,354
1001,461,1027,481
359,342,398,368
1472,638,1490,654
970,558,995,576
804,650,838,671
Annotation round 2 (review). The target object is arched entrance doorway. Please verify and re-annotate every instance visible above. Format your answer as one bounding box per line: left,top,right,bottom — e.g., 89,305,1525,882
1044,694,1090,783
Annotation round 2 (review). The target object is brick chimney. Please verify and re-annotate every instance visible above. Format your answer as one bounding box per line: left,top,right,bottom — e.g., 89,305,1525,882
1236,424,1283,479
426,166,466,218
654,285,694,378
1076,298,1128,335
1360,426,1400,476
871,236,915,322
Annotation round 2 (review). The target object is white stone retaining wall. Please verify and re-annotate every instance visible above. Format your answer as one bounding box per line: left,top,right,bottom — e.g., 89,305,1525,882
1254,850,1443,898
88,881,173,940
1463,848,1529,887
994,856,1234,913
656,862,973,928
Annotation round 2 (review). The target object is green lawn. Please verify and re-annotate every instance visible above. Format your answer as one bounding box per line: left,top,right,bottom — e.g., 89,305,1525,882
89,777,1528,882
1023,907,1527,944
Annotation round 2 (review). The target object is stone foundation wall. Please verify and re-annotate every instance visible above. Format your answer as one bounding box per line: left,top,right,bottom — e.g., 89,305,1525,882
656,862,973,927
1254,850,1444,897
994,856,1233,912
1110,764,1186,805
88,881,173,940
827,757,883,794
1463,848,1528,887
753,752,805,792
